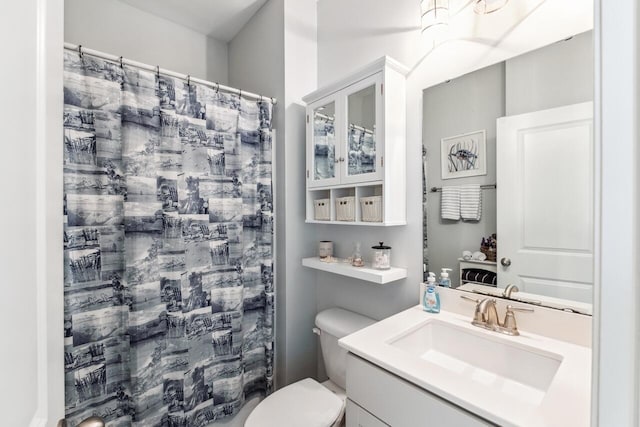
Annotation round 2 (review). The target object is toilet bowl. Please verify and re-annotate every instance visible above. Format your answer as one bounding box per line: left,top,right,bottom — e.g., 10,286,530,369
244,308,376,427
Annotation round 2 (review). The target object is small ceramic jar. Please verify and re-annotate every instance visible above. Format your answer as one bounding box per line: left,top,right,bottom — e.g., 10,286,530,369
371,242,391,270
318,241,333,259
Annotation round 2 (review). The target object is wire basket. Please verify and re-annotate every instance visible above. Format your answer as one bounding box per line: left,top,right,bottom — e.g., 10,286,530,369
360,195,383,222
336,196,355,221
314,198,330,221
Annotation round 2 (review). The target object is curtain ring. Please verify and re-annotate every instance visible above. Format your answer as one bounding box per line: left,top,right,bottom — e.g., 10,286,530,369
271,97,275,104
78,45,83,58
156,65,160,79
215,83,220,93
259,95,263,103
119,56,124,69
239,89,243,99
187,75,191,86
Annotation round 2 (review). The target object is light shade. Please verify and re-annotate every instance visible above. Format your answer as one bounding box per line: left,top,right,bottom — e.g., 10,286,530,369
421,0,449,39
473,0,509,14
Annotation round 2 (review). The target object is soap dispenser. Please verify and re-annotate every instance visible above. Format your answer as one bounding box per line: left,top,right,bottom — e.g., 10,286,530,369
423,272,441,313
439,268,452,288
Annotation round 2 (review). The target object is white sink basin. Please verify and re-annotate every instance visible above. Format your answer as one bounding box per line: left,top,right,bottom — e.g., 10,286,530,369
387,319,563,406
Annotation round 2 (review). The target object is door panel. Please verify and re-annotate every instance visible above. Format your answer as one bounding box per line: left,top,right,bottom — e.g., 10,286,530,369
342,73,384,184
497,102,593,302
308,96,341,188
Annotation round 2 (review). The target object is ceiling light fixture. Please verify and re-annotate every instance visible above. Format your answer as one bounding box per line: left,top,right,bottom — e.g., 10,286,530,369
421,0,449,40
473,0,509,14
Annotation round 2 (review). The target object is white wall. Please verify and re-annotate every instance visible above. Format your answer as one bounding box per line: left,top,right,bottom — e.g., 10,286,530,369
229,0,319,389
65,0,229,83
593,0,640,424
0,3,39,424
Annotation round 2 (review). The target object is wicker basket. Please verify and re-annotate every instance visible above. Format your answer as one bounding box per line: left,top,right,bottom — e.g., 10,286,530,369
480,246,497,262
336,196,355,221
313,198,330,221
360,195,383,222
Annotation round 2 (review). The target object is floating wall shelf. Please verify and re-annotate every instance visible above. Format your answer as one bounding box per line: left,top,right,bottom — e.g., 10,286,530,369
302,257,407,284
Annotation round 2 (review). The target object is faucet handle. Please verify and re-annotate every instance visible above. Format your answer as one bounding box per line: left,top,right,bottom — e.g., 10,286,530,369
460,295,485,324
502,305,534,336
460,294,481,303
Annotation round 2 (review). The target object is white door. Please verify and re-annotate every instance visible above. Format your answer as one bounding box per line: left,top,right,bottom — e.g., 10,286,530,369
496,102,593,302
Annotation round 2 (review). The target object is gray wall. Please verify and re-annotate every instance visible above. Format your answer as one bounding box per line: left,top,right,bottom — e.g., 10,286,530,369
423,63,504,284
506,31,593,116
229,0,319,389
422,31,594,284
65,0,229,83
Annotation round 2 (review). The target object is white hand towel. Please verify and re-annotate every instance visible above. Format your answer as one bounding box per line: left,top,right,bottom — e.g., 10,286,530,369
460,184,482,221
441,186,461,220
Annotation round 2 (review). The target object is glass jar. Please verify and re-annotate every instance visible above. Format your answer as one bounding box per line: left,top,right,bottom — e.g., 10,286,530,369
371,242,391,270
351,242,364,267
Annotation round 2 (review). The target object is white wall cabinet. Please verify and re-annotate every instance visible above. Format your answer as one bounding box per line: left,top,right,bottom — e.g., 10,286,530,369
346,354,494,427
303,57,408,226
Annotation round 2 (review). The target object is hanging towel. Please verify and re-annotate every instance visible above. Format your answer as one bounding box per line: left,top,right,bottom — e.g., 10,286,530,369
441,186,461,220
460,184,482,221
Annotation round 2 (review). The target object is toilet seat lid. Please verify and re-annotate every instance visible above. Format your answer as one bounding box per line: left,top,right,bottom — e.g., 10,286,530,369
245,378,344,427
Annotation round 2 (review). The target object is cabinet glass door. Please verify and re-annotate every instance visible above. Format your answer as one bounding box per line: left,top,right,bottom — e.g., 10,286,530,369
311,100,338,186
344,75,383,183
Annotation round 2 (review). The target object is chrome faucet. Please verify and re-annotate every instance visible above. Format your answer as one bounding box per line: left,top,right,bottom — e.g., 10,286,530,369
461,295,534,336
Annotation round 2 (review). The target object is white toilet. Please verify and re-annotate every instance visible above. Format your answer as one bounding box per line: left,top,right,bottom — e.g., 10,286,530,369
245,308,375,427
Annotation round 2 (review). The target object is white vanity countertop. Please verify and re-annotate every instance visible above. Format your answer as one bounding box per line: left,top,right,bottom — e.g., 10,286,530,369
339,306,591,427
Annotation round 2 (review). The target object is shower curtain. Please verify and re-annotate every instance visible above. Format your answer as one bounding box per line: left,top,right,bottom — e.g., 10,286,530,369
62,50,274,426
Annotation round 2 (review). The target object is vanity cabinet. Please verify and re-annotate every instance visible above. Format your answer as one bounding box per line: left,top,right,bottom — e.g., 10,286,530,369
303,57,408,226
346,354,494,427
346,400,389,427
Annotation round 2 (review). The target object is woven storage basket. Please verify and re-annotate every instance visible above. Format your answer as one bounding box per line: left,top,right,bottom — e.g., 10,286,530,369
360,195,383,222
336,196,355,221
313,198,330,221
480,247,497,262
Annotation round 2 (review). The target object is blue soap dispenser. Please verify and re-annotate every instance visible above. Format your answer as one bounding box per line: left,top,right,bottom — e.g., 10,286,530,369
423,272,441,313
439,268,452,288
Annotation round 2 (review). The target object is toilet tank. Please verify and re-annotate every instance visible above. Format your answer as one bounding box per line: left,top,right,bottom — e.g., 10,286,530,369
315,308,376,390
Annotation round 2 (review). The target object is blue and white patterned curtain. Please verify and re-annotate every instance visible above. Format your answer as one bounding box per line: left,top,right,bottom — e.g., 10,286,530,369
62,50,274,426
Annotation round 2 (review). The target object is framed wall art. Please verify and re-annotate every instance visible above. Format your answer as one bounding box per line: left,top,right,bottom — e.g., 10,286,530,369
441,130,487,180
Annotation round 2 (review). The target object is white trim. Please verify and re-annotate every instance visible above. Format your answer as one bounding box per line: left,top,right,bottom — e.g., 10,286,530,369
35,0,48,419
592,0,640,425
590,1,602,424
38,0,65,424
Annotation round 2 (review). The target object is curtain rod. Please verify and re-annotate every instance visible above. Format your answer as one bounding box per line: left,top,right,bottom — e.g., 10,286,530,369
430,183,497,193
64,43,277,105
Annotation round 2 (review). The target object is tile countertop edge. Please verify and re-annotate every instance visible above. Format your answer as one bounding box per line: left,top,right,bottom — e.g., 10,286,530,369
339,306,592,427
